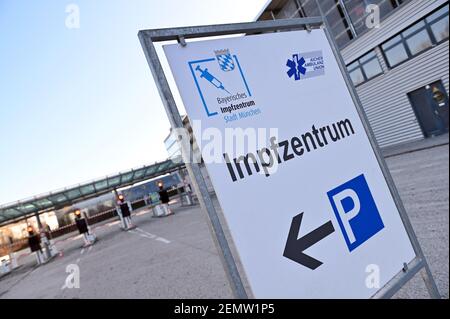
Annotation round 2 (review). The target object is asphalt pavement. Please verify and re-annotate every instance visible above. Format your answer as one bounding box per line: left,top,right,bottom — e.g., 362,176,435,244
0,142,448,299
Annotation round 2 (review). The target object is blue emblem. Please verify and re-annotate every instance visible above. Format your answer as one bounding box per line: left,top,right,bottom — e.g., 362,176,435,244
286,54,306,81
215,49,235,72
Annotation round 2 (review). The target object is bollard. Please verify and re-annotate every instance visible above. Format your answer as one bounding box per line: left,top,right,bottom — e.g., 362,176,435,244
182,181,194,206
153,181,173,217
49,240,59,257
116,206,126,227
183,192,193,206
0,258,10,274
10,252,18,269
153,203,172,217
74,210,97,247
116,194,136,230
27,226,46,265
38,231,51,260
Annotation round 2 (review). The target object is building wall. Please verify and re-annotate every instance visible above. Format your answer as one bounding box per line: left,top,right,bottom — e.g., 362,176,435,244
341,0,449,147
164,131,182,159
350,41,449,146
258,0,449,147
341,0,447,61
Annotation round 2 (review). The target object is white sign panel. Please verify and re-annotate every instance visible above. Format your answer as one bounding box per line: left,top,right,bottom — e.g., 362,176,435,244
164,29,416,298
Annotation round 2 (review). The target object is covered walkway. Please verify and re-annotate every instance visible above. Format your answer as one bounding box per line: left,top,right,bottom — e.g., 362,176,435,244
0,157,184,226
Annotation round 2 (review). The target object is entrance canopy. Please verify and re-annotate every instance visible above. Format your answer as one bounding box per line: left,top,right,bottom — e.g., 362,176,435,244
0,157,184,225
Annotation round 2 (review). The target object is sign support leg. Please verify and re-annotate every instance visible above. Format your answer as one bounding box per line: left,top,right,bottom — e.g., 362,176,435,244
421,261,441,298
138,34,248,299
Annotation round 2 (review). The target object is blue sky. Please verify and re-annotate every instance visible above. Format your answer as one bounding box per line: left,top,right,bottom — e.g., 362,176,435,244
0,0,267,204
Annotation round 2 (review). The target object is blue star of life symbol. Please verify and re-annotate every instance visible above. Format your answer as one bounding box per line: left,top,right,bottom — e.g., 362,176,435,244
215,49,235,72
286,54,307,81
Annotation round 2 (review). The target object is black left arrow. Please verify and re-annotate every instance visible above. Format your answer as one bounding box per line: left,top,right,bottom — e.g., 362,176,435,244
283,212,335,270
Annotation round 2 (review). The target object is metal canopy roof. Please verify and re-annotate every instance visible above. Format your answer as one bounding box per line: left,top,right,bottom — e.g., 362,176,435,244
0,157,185,225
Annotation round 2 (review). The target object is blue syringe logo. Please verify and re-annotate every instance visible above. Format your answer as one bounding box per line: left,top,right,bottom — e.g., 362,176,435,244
195,65,231,94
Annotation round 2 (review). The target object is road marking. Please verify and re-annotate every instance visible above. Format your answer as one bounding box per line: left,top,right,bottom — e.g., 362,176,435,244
106,220,121,227
137,231,156,239
133,231,156,241
70,235,82,241
135,209,153,216
129,228,171,244
156,237,171,244
136,228,171,243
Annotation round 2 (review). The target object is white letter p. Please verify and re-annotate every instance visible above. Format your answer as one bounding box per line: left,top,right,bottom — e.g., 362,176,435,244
332,189,360,244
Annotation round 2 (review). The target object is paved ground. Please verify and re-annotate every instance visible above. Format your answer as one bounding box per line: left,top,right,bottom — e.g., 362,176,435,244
0,205,236,298
389,144,449,299
382,133,448,158
0,144,448,299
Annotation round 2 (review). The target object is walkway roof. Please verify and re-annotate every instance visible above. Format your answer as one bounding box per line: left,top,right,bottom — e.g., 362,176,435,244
0,157,184,225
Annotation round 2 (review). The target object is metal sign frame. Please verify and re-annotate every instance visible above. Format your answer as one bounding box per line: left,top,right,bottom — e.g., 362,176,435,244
138,17,440,299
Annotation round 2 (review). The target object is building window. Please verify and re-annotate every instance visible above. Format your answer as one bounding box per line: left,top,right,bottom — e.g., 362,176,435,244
275,0,303,19
390,0,407,7
347,50,383,86
294,0,354,48
426,5,450,43
295,0,320,17
403,21,433,55
269,0,410,48
348,63,365,86
381,4,449,68
164,132,182,159
343,0,410,36
381,35,409,67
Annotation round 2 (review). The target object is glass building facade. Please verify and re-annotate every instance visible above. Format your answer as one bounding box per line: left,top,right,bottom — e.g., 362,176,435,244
274,0,410,48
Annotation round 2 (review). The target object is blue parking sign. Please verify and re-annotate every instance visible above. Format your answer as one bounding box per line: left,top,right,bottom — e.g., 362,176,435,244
328,174,385,252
